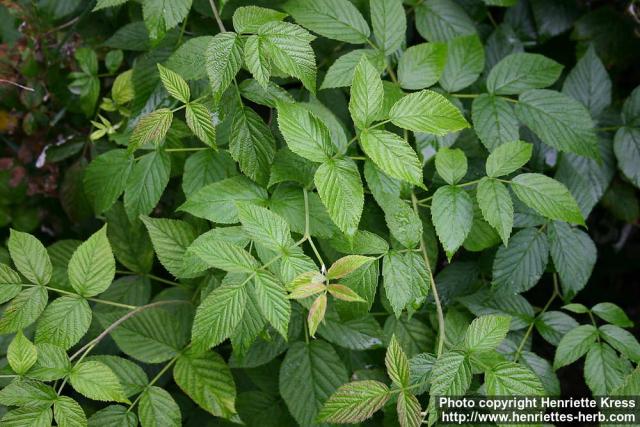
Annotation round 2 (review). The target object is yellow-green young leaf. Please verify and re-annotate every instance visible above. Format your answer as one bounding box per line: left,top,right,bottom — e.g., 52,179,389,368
68,225,115,297
463,315,511,353
7,331,37,374
327,284,366,302
389,90,469,135
318,380,390,423
157,64,190,103
173,348,237,419
8,229,52,286
112,70,135,105
397,391,422,427
276,101,335,163
327,255,373,280
0,286,48,333
206,32,243,96
554,324,598,369
139,386,181,427
398,42,447,90
232,6,288,33
485,140,532,178
35,295,92,350
252,270,291,339
359,129,423,187
308,293,327,337
185,102,216,148
128,108,173,153
487,53,563,95
289,281,326,299
485,361,545,395
385,335,410,387
349,56,383,129
69,361,129,403
435,147,467,184
371,0,406,54
431,185,473,259
1,406,53,426
53,396,87,427
477,177,513,246
511,173,585,225
287,271,325,292
0,264,23,304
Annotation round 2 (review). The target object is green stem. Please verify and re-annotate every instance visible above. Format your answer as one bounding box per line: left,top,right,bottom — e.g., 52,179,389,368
501,96,518,104
350,156,367,160
208,0,226,33
128,354,180,412
164,147,209,153
458,179,482,188
451,93,480,99
23,284,137,310
595,126,621,132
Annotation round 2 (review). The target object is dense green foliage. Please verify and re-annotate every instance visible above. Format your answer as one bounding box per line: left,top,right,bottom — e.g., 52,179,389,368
1,0,639,426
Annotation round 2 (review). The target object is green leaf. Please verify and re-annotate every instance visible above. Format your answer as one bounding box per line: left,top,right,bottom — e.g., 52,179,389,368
349,57,383,129
244,35,271,88
1,406,53,427
191,282,247,350
0,286,48,333
68,225,115,297
205,32,243,96
124,150,171,221
463,315,511,353
563,303,590,314
613,127,640,189
386,335,410,387
431,185,473,259
359,129,423,186
477,177,513,246
435,147,467,185
440,34,485,92
0,378,57,408
53,396,86,427
318,380,390,423
230,105,276,186
321,49,385,89
157,63,189,103
548,221,596,298
128,109,173,153
70,361,129,403
511,173,584,225
252,270,291,339
258,21,317,93
485,361,545,395
315,158,364,236
592,303,634,328
105,203,154,274
486,140,532,178
190,239,257,273
389,90,469,135
562,45,611,117
371,0,406,55
622,86,640,126
380,195,423,248
429,350,472,396
237,203,291,250
174,348,237,419
87,355,148,398
492,227,549,293
185,103,216,148
139,386,181,427
142,0,190,41
326,284,365,302
415,0,475,42
515,89,599,159
141,216,196,279
232,6,287,34
535,311,579,346
554,324,598,369
84,149,134,214
284,0,370,44
35,295,91,350
383,251,429,316
276,101,335,163
8,330,37,375
8,229,52,286
279,341,348,426
471,94,519,152
87,405,137,427
182,150,236,197
599,325,640,362
487,52,563,95
0,264,23,304
325,255,371,280
398,42,447,90
27,343,71,381
93,0,129,11
397,391,422,427
584,343,627,395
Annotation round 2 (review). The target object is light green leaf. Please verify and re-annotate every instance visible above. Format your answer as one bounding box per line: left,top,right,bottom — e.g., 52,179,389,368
284,0,370,44
471,94,519,152
599,325,640,362
511,173,585,225
398,42,447,90
157,63,189,103
487,52,563,95
415,0,475,42
69,361,129,403
279,341,348,426
613,127,640,189
0,286,48,333
185,103,216,148
87,405,137,427
0,378,57,408
87,355,148,398
237,203,291,250
140,216,196,278
592,303,634,328
315,158,364,236
8,330,37,375
128,109,173,153
0,264,23,304
477,177,513,246
389,90,469,135
349,56,383,129
190,239,257,273
380,195,423,248
139,386,181,427
68,225,115,297
174,348,237,419
562,45,611,117
54,396,87,427
359,129,423,186
554,324,598,369
431,185,473,259
492,227,548,293
124,150,171,221
252,270,290,339
371,0,406,55
547,221,596,298
440,34,484,92
27,343,71,381
206,32,243,96
165,36,213,80
244,35,271,88
84,149,134,214
318,380,390,423
8,229,52,286
535,311,579,347
435,147,467,184
1,406,53,427
276,101,335,163
321,49,385,89
486,140,533,178
485,361,545,395
429,350,472,396
383,251,429,317
463,315,511,353
386,335,410,387
515,89,599,159
230,106,276,186
232,6,287,34
35,296,91,350
584,343,627,395
397,391,422,427
142,0,191,41
93,0,129,11
182,150,236,197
